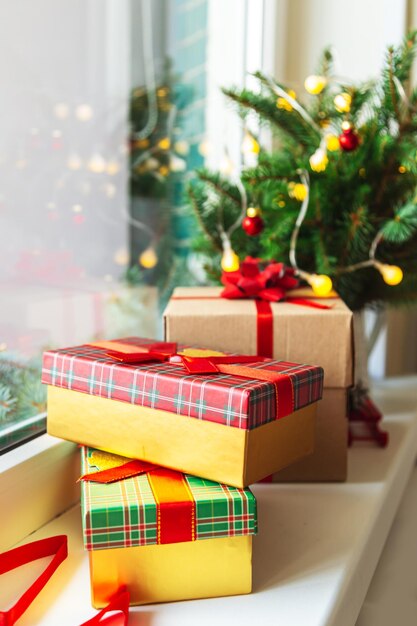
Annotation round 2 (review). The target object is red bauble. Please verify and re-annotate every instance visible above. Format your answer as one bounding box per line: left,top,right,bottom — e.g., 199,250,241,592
242,215,264,236
339,128,359,151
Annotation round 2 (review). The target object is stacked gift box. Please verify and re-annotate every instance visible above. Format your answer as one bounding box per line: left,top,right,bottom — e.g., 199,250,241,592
164,276,353,482
42,336,323,606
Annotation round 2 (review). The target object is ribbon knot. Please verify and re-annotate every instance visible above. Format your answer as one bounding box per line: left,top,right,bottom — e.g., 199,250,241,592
221,257,299,302
91,340,263,374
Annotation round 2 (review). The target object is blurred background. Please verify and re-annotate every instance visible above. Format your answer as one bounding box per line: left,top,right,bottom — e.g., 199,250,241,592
1,0,416,451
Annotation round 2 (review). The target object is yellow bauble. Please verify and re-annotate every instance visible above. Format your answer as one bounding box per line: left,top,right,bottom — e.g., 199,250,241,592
309,274,333,296
304,75,327,95
378,264,403,286
276,89,297,111
309,148,328,172
221,249,240,272
334,93,352,113
139,247,158,269
326,134,340,152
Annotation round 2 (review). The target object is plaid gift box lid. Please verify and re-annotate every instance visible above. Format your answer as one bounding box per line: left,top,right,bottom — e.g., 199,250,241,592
81,447,257,550
42,336,323,430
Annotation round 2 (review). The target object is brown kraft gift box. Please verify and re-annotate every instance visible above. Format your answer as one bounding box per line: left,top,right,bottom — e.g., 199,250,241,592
164,286,354,482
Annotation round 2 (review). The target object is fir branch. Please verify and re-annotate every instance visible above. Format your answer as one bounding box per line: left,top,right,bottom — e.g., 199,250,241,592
187,184,223,252
388,47,401,121
196,170,242,207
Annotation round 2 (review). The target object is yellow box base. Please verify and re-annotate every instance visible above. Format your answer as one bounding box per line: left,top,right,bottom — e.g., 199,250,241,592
89,535,252,606
47,386,316,488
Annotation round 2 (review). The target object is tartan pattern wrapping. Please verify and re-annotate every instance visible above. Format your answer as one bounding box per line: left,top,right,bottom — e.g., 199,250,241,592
42,337,323,430
81,447,257,551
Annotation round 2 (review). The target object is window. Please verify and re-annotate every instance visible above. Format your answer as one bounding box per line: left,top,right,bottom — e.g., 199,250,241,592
0,0,267,452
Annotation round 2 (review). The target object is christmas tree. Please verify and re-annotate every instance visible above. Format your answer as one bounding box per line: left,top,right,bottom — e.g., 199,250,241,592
188,33,417,311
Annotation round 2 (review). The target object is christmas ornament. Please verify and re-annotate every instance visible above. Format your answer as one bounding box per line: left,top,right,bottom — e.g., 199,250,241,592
325,134,340,152
139,247,158,269
339,122,359,152
307,273,333,296
288,182,308,201
242,207,264,236
334,93,352,113
309,148,328,172
377,263,403,285
221,247,240,272
277,89,297,111
304,75,327,95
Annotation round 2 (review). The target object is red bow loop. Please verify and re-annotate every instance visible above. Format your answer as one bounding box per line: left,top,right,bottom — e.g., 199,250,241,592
221,257,299,302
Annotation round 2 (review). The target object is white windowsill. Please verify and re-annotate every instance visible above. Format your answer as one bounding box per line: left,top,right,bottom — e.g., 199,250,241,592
4,377,417,626
0,433,80,552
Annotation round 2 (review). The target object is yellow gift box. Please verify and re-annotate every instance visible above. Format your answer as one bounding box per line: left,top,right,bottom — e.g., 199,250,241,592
43,338,323,488
81,448,256,606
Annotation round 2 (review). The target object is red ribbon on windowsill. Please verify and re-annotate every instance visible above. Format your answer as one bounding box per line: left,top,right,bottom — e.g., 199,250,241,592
0,535,129,625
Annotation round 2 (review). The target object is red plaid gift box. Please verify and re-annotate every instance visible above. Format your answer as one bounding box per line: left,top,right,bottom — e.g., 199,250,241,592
43,337,324,487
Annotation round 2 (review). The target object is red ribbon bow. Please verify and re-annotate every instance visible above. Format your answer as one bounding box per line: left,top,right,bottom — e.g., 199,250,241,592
90,339,295,419
221,257,299,302
94,340,263,374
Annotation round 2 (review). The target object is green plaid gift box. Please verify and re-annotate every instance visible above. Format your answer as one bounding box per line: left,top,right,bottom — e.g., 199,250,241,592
81,447,258,551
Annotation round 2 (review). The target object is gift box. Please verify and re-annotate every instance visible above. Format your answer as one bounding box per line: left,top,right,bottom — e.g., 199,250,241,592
42,337,323,488
164,285,353,481
81,447,257,606
271,388,348,482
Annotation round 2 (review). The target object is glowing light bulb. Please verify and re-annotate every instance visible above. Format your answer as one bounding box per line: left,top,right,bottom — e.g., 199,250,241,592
276,89,297,111
325,134,340,152
54,103,69,119
104,183,117,198
288,182,308,201
139,247,158,269
174,140,189,156
76,104,93,121
221,248,240,273
170,155,186,172
114,248,129,266
220,156,235,176
106,160,120,176
198,140,210,157
334,93,352,113
308,274,333,297
246,206,260,218
309,148,328,173
241,132,260,155
158,137,171,150
67,153,82,171
72,203,83,213
88,154,106,173
378,263,403,286
304,75,327,95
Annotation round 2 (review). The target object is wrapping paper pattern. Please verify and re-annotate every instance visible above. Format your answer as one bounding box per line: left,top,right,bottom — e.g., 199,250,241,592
81,447,257,550
42,337,323,430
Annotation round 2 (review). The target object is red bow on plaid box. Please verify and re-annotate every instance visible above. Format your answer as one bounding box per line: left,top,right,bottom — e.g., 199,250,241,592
90,339,299,419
